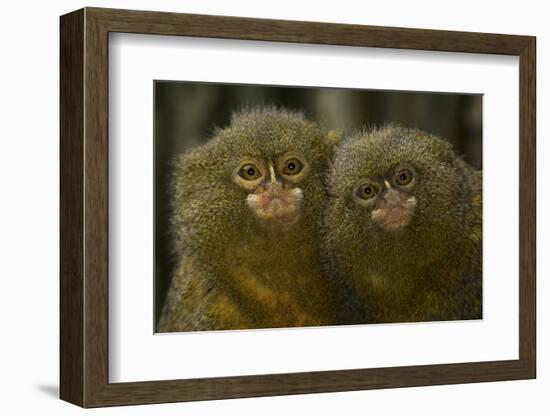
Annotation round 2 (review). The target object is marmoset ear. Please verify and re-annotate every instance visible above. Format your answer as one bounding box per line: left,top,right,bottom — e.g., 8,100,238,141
326,128,343,146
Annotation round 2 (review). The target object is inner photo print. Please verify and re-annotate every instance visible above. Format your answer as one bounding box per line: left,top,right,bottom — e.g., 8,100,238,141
154,81,482,333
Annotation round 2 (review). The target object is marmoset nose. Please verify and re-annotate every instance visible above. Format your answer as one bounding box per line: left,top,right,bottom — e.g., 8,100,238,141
382,187,401,206
263,162,282,189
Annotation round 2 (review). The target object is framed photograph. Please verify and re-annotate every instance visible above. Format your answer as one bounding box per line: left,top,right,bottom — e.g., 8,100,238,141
60,7,536,407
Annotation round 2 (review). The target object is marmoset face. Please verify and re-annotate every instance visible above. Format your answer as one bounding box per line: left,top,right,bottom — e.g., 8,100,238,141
232,153,310,230
353,164,418,232
326,126,466,242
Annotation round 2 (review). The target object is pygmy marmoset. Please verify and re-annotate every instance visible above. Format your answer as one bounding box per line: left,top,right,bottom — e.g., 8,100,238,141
321,125,482,323
158,107,357,332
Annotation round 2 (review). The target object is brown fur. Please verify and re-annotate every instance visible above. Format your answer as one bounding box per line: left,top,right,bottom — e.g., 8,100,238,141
158,107,358,332
322,125,482,323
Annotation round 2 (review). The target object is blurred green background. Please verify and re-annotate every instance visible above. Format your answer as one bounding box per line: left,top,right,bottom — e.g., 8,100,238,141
154,81,482,327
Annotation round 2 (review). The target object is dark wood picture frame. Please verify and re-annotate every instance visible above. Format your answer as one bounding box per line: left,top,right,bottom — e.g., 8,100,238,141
60,7,536,408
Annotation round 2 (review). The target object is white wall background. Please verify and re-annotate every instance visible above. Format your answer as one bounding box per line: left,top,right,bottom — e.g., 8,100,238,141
0,0,546,414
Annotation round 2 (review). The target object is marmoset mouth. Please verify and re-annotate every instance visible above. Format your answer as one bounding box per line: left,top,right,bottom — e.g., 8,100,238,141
371,197,417,232
246,187,303,230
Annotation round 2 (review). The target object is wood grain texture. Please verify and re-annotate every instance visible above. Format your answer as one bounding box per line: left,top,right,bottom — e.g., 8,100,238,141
83,10,110,406
59,7,537,408
518,38,537,375
89,7,531,54
59,8,84,406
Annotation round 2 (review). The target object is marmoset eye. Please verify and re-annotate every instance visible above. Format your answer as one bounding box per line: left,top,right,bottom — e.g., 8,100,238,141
394,166,415,187
282,158,303,176
239,164,262,180
356,183,379,200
